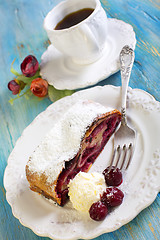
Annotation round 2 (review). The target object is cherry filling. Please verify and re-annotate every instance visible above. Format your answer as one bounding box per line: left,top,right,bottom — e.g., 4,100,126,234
56,113,121,206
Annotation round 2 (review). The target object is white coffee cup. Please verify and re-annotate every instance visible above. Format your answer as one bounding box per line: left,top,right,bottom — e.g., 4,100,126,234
44,0,108,64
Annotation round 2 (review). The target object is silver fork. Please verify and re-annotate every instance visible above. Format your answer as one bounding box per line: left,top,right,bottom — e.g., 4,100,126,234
109,45,136,171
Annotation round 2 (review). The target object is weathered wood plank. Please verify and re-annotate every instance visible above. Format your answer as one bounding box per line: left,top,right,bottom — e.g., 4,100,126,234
0,0,160,239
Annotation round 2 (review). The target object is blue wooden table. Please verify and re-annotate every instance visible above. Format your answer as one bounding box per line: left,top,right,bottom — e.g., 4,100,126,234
0,0,160,239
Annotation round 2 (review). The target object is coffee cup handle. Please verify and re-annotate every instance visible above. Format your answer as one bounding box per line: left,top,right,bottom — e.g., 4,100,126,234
79,24,99,52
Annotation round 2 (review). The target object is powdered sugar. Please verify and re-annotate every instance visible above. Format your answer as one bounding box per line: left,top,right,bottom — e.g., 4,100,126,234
28,99,112,184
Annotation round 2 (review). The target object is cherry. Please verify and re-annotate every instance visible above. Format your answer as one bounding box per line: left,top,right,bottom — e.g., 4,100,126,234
103,166,122,186
89,201,108,221
21,55,39,77
101,187,124,207
8,80,20,95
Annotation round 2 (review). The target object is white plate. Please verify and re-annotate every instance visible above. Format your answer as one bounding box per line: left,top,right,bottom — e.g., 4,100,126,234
4,85,160,240
40,19,136,90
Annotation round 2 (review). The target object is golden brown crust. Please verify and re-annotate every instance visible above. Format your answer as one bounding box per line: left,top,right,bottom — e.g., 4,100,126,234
26,164,61,205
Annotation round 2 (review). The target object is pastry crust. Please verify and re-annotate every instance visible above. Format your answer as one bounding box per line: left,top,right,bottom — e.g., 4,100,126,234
25,168,61,203
26,101,121,206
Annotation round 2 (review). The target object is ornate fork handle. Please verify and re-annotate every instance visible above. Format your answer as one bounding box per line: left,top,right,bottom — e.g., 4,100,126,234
120,45,135,126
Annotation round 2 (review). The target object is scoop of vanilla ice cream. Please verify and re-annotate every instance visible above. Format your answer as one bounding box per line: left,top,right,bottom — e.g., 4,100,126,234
68,172,106,213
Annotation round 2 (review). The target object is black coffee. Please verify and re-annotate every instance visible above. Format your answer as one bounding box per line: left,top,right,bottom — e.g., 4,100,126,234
54,8,94,30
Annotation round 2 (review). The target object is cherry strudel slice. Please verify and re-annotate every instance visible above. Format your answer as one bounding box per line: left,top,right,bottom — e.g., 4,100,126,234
26,100,121,206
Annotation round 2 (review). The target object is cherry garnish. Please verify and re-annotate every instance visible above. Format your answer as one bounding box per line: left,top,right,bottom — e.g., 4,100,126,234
103,166,122,186
89,201,108,221
101,187,124,207
88,166,124,221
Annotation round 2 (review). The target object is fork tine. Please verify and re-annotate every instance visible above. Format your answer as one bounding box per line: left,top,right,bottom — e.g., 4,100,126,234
109,145,121,172
108,149,116,172
125,143,133,170
119,145,127,170
114,145,121,169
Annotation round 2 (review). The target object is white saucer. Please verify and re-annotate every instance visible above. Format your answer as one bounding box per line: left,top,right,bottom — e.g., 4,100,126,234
40,18,136,90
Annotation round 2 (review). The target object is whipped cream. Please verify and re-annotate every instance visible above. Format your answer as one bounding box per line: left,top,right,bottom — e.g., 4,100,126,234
68,172,106,213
